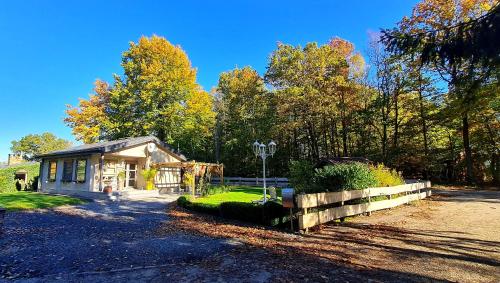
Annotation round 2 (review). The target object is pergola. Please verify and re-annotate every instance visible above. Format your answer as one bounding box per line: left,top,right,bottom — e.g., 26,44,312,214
152,161,224,195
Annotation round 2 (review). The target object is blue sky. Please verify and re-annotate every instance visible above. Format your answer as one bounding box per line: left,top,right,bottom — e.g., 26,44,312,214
0,0,418,161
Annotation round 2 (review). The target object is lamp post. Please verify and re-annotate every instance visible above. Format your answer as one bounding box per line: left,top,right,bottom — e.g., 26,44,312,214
253,140,277,203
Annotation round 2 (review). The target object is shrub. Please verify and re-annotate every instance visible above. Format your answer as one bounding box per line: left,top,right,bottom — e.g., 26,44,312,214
313,162,377,192
177,195,219,215
177,195,288,226
219,202,263,223
0,163,40,193
220,201,288,226
289,160,315,193
370,164,405,187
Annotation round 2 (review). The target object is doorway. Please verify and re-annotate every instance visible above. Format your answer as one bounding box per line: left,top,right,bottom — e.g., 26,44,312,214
125,162,137,188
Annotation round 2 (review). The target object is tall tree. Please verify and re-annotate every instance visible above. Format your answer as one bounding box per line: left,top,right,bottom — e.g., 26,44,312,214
216,66,274,175
11,133,72,160
65,80,110,144
382,0,498,183
65,35,215,159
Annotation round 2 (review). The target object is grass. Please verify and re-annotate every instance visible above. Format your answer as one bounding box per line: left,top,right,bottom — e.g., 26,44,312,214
192,186,278,206
0,191,86,211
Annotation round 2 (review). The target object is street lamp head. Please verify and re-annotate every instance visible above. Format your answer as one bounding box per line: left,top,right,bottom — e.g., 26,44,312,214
259,143,266,155
268,141,277,156
252,141,260,157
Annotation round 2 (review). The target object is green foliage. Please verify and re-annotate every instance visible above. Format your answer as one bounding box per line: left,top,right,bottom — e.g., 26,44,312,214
0,191,85,211
219,202,263,223
0,164,40,193
313,162,377,192
140,168,157,190
370,164,405,187
11,133,72,160
177,186,287,226
215,66,275,175
288,160,315,193
200,185,231,197
65,35,215,161
177,195,221,215
191,186,269,206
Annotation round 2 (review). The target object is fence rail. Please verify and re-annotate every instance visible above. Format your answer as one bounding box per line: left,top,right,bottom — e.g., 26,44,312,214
211,177,289,187
297,181,431,230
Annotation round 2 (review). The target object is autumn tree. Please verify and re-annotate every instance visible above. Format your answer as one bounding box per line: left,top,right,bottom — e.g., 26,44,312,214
382,0,498,183
215,66,275,175
65,35,215,158
11,133,72,160
65,80,110,144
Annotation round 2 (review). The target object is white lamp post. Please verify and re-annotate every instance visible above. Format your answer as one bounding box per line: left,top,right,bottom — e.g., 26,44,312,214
253,140,277,203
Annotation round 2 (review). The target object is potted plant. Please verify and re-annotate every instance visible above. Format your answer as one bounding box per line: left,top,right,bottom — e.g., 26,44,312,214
117,170,126,191
141,168,157,190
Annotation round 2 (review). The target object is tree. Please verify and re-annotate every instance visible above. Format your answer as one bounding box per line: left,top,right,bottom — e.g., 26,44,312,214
11,133,72,160
65,35,215,158
65,80,111,144
216,66,274,175
381,0,498,183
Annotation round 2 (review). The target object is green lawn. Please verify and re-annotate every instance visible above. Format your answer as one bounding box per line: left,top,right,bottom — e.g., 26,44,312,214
192,186,278,206
0,191,86,211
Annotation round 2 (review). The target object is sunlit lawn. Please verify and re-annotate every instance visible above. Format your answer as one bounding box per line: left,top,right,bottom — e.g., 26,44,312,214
192,186,279,206
0,191,85,211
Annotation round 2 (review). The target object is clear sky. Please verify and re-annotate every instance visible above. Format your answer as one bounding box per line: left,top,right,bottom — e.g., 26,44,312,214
0,0,419,161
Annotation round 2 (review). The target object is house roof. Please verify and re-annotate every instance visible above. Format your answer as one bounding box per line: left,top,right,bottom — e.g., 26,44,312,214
36,136,187,161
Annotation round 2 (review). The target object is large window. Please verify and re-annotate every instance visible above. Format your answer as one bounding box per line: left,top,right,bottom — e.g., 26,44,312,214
62,160,74,182
76,159,87,183
48,161,57,182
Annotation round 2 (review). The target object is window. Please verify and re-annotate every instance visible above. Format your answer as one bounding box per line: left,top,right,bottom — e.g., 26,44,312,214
76,159,87,183
62,160,74,182
48,161,57,182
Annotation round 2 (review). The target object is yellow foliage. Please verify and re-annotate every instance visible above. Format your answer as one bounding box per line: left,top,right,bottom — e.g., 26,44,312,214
370,164,405,187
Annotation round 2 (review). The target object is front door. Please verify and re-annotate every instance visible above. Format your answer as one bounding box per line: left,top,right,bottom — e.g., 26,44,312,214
125,162,137,188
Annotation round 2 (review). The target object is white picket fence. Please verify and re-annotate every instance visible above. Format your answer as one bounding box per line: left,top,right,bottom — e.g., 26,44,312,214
297,180,432,231
211,177,290,187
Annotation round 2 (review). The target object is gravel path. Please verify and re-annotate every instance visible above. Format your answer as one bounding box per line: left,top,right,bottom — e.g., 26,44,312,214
0,197,235,281
1,187,498,282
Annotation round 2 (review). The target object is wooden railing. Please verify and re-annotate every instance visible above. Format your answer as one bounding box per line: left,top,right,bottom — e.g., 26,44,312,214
211,177,289,187
297,181,431,231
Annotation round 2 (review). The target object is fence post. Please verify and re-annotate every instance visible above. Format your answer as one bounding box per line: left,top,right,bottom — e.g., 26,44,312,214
367,189,372,216
238,177,242,185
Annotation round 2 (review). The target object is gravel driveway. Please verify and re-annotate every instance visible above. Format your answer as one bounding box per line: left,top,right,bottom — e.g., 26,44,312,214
0,196,235,281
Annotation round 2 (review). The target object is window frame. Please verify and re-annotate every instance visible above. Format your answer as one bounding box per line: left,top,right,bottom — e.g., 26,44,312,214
76,159,87,183
47,161,57,182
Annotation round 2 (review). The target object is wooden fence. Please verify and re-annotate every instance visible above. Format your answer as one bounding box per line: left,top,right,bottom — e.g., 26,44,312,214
297,181,431,231
211,177,289,187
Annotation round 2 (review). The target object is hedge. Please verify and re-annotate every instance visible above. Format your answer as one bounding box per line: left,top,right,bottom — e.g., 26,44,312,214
0,163,40,193
177,195,289,226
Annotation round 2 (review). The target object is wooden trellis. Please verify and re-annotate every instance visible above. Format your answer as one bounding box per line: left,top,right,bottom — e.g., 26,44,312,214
152,161,224,194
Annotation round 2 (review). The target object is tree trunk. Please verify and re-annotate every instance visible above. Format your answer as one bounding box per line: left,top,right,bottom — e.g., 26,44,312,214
462,113,474,184
418,75,429,178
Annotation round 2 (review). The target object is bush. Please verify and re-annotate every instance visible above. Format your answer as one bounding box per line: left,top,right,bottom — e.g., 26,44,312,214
0,163,40,193
313,162,377,192
220,201,288,226
370,164,405,187
219,202,263,223
177,195,288,226
177,195,219,215
289,160,315,193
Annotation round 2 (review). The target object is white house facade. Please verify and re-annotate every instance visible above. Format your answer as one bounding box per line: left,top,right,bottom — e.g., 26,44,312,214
37,136,187,198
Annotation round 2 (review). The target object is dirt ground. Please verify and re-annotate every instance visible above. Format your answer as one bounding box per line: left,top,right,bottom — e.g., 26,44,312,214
157,185,500,282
